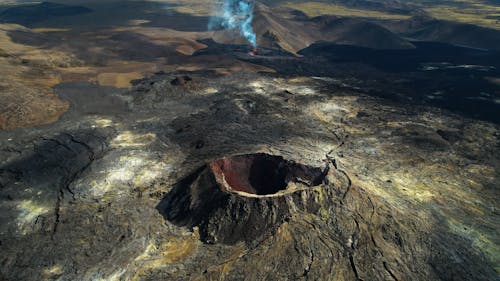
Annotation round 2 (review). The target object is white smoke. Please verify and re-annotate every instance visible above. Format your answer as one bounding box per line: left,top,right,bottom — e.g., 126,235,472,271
208,0,257,47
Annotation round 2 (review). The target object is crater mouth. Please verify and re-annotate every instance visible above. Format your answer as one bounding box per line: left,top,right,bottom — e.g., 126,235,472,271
210,153,328,196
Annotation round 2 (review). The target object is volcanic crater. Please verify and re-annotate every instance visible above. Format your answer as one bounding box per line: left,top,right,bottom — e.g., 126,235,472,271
210,153,329,196
158,153,339,245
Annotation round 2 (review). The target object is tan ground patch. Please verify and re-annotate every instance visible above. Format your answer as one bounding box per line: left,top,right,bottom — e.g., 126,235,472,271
32,28,70,33
176,45,198,55
145,0,214,16
0,76,69,130
131,231,200,280
421,2,500,30
0,24,36,55
97,72,144,88
175,40,208,55
281,2,410,19
0,24,76,129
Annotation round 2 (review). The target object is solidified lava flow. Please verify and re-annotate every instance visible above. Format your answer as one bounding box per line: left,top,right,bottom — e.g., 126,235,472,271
210,153,327,195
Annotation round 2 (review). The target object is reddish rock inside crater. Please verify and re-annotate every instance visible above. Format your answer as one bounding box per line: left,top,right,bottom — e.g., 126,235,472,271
210,153,327,195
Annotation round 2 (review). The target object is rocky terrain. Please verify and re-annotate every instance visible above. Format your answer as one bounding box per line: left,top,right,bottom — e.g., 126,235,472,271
0,70,499,280
0,1,499,130
0,1,499,280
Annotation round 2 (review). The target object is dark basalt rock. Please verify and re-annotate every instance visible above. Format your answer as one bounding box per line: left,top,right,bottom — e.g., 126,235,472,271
171,75,193,86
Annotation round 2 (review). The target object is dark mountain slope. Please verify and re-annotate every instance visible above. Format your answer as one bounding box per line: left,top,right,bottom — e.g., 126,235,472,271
315,16,415,49
406,19,500,51
379,16,500,51
0,2,92,26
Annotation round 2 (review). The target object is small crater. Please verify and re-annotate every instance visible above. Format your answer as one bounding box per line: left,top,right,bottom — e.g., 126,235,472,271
210,153,327,196
158,153,332,244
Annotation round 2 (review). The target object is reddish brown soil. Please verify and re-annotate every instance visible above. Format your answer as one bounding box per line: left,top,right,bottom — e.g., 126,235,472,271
211,157,257,194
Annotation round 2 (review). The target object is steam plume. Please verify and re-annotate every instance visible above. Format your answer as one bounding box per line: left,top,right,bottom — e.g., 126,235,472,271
209,0,257,47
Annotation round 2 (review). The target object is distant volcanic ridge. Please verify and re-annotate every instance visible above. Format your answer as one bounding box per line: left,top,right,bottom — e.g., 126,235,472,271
0,2,92,26
212,3,415,55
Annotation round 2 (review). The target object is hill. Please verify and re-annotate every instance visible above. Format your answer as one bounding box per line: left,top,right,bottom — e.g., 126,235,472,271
406,19,500,51
213,3,414,54
0,2,92,26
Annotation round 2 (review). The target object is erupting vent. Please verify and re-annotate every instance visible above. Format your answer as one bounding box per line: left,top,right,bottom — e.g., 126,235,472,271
210,153,327,195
